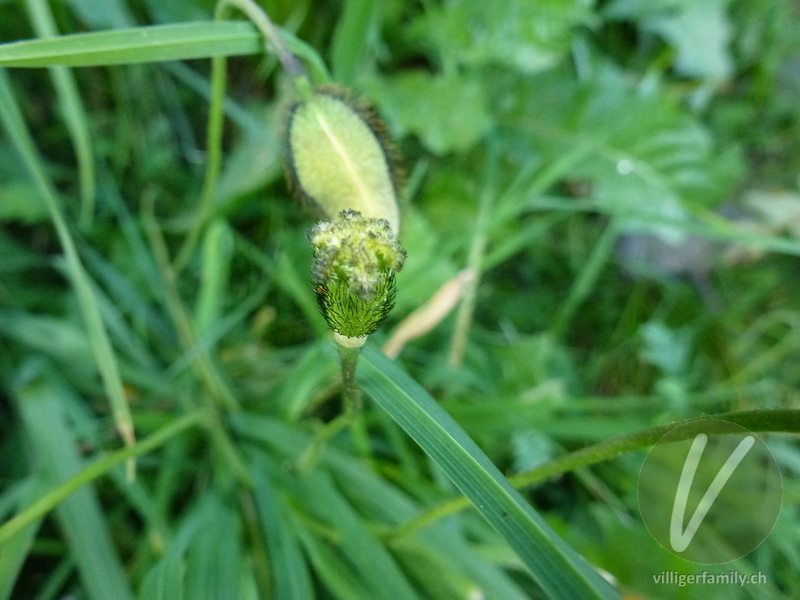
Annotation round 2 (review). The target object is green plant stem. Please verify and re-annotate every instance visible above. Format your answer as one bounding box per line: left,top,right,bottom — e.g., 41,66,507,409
550,219,620,340
298,343,370,470
24,0,96,229
339,343,371,457
174,0,310,272
0,411,207,548
388,408,800,540
338,344,362,414
142,192,240,412
217,0,307,80
173,50,227,272
448,144,498,367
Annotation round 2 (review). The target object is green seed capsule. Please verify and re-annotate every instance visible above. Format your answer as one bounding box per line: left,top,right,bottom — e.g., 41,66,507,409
286,88,400,235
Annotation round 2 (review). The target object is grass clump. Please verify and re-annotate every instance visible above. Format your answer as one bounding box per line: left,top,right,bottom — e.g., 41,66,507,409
1,1,800,599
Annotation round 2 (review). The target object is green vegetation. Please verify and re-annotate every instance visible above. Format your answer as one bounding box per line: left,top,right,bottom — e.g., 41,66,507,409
1,0,799,599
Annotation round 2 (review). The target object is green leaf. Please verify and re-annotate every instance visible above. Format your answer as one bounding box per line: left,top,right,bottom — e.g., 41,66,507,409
604,0,733,85
0,178,47,223
331,0,381,86
0,479,46,600
496,65,743,236
357,344,620,600
413,0,594,73
366,71,492,155
293,518,375,600
0,21,261,67
139,522,191,600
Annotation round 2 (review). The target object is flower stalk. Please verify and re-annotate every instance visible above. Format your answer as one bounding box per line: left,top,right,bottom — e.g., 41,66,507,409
298,209,405,468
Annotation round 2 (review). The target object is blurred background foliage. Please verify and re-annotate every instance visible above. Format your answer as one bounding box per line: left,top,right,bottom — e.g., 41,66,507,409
1,0,800,599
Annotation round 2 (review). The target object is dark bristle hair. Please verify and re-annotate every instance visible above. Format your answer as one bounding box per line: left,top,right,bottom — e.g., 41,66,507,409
313,272,397,338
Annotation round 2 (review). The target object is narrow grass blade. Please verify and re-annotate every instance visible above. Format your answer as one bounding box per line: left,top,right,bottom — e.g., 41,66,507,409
0,69,135,452
331,0,380,86
24,0,96,228
250,465,314,600
11,360,134,600
294,527,375,600
183,492,242,600
357,344,620,600
395,409,800,539
0,21,261,67
293,471,423,600
0,479,45,600
0,406,205,548
138,510,201,600
194,219,234,336
550,220,620,339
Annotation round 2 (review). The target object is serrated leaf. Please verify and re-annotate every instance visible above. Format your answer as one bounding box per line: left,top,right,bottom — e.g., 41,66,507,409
366,71,491,155
497,65,744,237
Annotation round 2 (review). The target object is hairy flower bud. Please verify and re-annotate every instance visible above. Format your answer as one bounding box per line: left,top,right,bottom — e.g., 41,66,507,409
286,88,400,235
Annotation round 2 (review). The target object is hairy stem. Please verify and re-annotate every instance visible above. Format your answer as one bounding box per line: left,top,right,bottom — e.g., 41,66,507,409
387,408,800,540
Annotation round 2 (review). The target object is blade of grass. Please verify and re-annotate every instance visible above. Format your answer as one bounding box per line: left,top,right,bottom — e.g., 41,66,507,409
550,220,620,340
0,21,262,67
194,219,235,335
24,0,96,229
0,402,206,548
0,68,135,456
138,510,202,600
293,471,423,600
448,143,499,367
293,516,375,600
357,344,620,600
0,478,46,600
11,360,135,600
250,463,314,600
183,492,243,600
330,0,380,86
393,408,800,539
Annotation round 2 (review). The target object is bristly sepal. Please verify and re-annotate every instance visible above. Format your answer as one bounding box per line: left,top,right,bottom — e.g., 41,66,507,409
309,209,405,343
286,87,401,235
